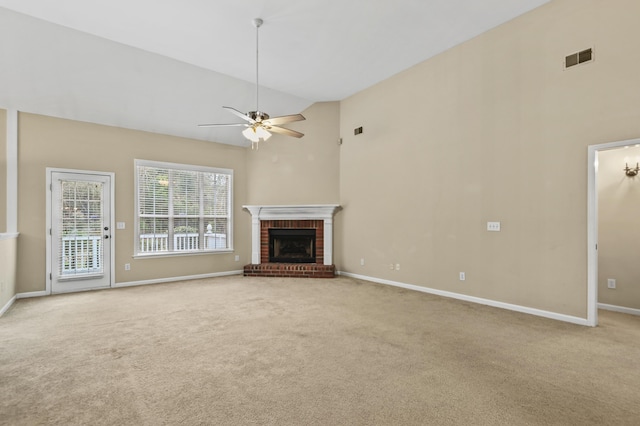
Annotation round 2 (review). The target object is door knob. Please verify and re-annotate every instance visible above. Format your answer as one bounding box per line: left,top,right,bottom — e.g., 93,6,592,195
104,235,110,239
104,226,109,231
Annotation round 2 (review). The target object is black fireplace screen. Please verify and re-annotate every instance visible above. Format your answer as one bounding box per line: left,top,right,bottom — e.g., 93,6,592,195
269,228,316,263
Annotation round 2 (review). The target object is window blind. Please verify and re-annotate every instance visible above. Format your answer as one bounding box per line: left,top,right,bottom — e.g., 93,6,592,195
135,160,233,255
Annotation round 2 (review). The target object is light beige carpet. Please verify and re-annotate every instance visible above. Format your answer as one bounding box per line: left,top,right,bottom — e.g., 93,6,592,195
1,275,640,425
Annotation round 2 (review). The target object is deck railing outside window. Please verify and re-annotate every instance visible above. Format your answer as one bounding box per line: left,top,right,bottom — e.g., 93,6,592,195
139,232,227,253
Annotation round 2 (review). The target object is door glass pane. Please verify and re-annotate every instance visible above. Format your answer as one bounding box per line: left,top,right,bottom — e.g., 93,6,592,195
58,180,104,277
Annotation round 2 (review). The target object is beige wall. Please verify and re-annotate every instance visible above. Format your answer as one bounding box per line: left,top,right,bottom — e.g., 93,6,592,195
245,101,341,205
338,0,640,318
0,108,6,233
17,113,250,293
598,145,640,310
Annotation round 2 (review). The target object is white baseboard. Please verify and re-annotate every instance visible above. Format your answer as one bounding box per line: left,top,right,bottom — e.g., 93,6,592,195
338,271,590,326
16,291,48,299
598,303,640,316
114,270,244,288
0,295,17,317
8,271,243,301
8,270,595,327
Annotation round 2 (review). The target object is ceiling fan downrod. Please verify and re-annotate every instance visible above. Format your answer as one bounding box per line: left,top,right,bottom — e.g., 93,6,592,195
253,18,263,114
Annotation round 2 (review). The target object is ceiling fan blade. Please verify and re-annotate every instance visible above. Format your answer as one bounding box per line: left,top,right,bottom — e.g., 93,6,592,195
223,106,255,124
268,125,304,138
262,114,306,126
197,123,248,128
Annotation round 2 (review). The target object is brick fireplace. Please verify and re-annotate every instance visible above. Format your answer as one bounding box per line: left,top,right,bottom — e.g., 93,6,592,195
243,205,340,278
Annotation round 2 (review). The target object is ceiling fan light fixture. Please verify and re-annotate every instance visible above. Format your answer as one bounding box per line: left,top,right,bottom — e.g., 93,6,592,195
242,127,260,142
242,125,272,144
255,126,272,141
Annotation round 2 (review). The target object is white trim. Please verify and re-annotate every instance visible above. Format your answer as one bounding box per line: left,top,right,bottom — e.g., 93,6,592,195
324,218,334,265
0,295,16,317
16,291,48,299
598,303,640,317
8,271,242,299
6,109,18,233
587,145,598,327
250,214,261,264
114,270,243,288
243,204,340,221
0,232,19,240
133,249,234,260
338,271,591,326
49,285,111,294
135,159,233,176
587,137,640,328
45,170,52,295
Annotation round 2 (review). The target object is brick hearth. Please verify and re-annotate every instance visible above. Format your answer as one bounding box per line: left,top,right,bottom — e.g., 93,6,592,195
243,263,335,278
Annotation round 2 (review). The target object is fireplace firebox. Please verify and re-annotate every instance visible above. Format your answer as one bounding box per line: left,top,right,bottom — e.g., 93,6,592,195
269,229,316,263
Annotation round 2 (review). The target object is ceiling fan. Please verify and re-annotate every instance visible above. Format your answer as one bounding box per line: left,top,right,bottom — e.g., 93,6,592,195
198,18,305,149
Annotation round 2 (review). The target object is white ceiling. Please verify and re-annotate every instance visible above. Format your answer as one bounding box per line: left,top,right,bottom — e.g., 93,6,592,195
0,0,550,146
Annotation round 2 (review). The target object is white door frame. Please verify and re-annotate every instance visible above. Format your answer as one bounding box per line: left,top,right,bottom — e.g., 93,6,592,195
587,137,640,327
46,168,116,295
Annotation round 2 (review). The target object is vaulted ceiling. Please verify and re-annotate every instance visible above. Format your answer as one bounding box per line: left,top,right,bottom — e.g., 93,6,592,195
0,0,550,146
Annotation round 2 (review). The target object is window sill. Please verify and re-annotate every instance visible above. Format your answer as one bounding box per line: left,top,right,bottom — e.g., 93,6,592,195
133,250,234,259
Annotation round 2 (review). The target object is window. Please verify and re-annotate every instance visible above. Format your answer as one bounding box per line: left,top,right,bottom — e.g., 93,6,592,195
135,160,232,256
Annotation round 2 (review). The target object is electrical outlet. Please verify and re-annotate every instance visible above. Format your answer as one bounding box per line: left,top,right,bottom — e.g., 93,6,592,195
459,272,466,281
360,258,365,266
124,263,131,271
395,263,400,271
390,264,395,270
607,278,616,289
487,222,501,232
235,255,240,262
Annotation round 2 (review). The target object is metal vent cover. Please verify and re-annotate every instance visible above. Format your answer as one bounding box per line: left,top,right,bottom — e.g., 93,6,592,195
565,48,593,69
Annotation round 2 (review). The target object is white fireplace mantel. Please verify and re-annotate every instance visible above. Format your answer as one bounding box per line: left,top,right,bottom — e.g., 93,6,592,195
243,204,341,265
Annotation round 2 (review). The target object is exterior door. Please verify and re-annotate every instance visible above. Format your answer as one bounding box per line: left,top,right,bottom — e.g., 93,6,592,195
50,171,113,293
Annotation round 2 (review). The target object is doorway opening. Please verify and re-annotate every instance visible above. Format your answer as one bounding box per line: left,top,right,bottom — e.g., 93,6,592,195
588,137,640,326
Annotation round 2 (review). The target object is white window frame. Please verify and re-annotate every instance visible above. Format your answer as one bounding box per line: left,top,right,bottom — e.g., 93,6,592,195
134,159,233,258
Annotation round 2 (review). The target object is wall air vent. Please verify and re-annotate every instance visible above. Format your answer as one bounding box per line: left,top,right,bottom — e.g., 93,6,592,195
565,48,593,69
